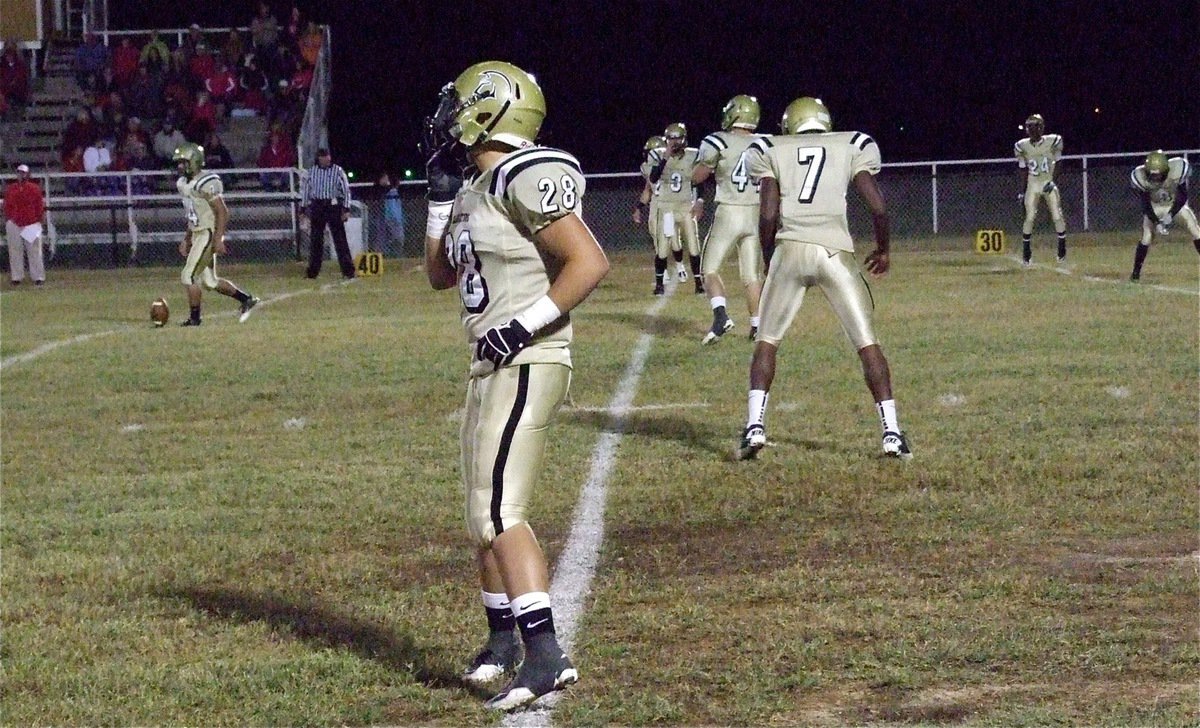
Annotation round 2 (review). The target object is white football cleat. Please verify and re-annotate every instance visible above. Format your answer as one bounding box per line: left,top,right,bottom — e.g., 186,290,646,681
882,431,913,461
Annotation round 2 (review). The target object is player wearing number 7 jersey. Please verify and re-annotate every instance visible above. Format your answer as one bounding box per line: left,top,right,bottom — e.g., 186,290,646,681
735,96,911,462
693,94,766,344
422,60,609,712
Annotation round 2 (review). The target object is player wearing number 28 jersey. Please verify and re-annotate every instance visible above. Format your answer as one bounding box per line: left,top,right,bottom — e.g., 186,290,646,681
422,61,609,712
735,96,911,463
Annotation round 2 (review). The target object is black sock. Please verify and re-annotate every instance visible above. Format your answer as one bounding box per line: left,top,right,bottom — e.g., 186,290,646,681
672,249,683,263
1057,234,1067,259
485,605,516,634
1193,239,1200,255
1022,234,1031,262
189,305,201,322
1132,243,1149,277
714,304,727,320
690,255,701,276
232,289,250,304
515,607,555,641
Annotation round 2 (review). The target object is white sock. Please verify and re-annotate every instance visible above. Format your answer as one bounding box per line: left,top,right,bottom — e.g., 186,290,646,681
750,316,760,328
508,591,552,617
482,590,510,610
710,296,726,310
877,399,899,434
748,389,769,427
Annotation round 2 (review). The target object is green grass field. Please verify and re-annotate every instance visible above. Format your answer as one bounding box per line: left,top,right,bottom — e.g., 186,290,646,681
2,232,1197,726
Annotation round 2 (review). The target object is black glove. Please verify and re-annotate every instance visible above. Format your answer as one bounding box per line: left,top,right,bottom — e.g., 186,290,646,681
476,319,532,368
426,141,463,203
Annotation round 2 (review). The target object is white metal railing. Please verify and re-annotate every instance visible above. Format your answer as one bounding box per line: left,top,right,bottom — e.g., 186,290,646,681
95,27,251,48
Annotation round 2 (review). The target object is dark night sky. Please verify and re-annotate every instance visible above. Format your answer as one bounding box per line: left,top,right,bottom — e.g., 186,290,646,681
113,0,1199,176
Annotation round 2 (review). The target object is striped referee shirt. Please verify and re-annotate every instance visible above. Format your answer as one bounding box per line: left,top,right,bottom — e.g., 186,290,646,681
302,163,352,207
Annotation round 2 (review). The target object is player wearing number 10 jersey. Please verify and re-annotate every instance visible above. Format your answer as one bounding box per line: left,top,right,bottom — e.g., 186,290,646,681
736,96,911,462
422,61,609,712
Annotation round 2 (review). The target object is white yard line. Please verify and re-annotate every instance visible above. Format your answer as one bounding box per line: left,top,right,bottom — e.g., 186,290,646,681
502,285,675,726
0,281,346,373
1009,256,1199,296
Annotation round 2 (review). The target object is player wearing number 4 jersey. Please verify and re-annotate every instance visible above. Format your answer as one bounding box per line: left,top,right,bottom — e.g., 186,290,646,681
735,97,911,462
693,94,766,344
1128,151,1200,281
422,61,609,712
1014,113,1068,266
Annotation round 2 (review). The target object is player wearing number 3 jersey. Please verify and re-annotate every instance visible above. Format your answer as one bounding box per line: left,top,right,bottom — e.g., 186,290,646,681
422,61,609,712
735,96,911,462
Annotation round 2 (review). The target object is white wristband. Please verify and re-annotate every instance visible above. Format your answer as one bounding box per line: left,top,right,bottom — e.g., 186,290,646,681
515,295,562,334
426,200,453,240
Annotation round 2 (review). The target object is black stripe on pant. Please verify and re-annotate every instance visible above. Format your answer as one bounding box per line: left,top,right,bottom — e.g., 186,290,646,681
491,364,531,537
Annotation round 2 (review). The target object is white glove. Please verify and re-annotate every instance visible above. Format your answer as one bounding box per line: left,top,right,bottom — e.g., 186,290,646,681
1042,181,1056,194
1159,212,1173,226
1017,192,1025,202
1155,223,1170,236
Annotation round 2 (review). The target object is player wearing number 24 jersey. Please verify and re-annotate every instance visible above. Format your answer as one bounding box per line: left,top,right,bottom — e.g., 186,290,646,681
1013,113,1067,266
422,60,609,713
735,96,911,463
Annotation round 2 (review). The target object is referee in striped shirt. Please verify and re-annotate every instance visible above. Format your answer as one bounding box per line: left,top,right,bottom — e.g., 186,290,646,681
301,147,356,279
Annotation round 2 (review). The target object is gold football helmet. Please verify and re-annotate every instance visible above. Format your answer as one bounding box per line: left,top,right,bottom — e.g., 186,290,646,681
721,94,760,131
441,61,546,149
1144,150,1169,183
643,135,667,153
664,122,687,140
1024,113,1045,136
172,142,205,177
781,97,832,134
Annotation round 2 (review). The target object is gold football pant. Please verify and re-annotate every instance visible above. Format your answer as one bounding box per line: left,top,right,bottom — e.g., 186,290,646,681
1142,204,1200,245
180,228,220,288
654,203,699,258
701,203,762,285
461,363,571,546
1022,182,1066,235
757,241,877,349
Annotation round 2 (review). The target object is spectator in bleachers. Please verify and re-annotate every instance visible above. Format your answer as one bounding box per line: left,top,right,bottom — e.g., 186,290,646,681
257,126,295,191
163,52,195,119
1,44,30,110
123,116,150,148
298,22,322,67
251,2,281,73
121,132,155,194
73,32,109,92
284,5,303,52
139,31,171,74
126,64,165,119
61,108,98,162
182,23,207,60
153,118,187,167
289,62,313,94
222,29,246,69
185,90,217,142
62,145,86,193
204,58,237,118
83,138,118,194
111,36,141,88
236,53,268,114
270,44,297,88
188,48,216,89
204,131,234,170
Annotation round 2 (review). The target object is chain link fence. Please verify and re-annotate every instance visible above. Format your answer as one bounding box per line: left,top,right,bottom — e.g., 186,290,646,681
2,150,1194,271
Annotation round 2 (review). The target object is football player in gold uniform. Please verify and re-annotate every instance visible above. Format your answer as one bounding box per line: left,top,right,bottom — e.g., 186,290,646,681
649,122,705,294
736,98,911,462
1128,151,1200,281
633,134,678,294
693,94,765,343
172,143,259,326
422,61,609,712
1014,113,1067,266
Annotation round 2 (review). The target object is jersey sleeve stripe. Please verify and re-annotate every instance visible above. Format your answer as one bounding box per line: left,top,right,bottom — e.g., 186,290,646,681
195,173,221,190
701,134,727,151
1130,168,1146,190
490,149,583,197
749,138,771,154
855,134,875,151
1180,158,1191,181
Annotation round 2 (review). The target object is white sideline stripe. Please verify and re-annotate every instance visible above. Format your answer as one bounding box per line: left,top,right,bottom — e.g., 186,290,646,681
1009,256,1199,296
567,401,710,414
0,281,348,372
502,287,675,726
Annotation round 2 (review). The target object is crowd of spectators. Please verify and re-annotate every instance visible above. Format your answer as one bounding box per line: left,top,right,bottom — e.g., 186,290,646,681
58,2,320,195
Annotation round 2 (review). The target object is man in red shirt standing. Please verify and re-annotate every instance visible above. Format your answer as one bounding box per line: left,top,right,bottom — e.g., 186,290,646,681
4,164,47,286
